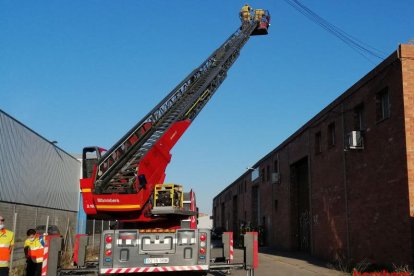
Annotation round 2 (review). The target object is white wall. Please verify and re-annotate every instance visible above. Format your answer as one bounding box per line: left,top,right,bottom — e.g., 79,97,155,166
197,214,212,229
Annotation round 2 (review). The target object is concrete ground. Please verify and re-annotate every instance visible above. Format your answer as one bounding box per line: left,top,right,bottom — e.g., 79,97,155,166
209,248,347,276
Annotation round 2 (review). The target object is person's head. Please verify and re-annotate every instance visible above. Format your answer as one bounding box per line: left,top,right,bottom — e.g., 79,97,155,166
0,216,4,230
27,229,36,241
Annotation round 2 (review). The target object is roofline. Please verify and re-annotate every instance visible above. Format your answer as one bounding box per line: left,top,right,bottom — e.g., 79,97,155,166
213,169,252,202
252,47,400,167
0,109,80,163
213,44,405,203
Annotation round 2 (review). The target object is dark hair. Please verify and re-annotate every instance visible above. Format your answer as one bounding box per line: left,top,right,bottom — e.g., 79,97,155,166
27,229,36,236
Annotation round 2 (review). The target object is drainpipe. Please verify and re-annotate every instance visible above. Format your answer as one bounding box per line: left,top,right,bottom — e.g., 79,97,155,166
271,153,279,245
271,169,274,245
341,103,351,260
287,143,292,249
307,130,314,255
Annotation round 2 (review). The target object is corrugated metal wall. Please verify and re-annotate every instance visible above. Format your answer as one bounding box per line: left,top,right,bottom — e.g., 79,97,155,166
0,110,80,211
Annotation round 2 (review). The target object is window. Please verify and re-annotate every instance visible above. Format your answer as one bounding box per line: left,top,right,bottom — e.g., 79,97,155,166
266,165,270,181
274,159,279,173
353,104,365,130
328,122,336,147
261,168,265,182
315,131,322,154
376,88,390,121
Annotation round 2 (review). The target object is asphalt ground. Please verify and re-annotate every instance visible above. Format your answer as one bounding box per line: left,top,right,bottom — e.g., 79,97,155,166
208,248,347,276
53,247,347,276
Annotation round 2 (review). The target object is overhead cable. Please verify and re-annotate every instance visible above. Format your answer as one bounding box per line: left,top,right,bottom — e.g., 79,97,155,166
283,0,386,62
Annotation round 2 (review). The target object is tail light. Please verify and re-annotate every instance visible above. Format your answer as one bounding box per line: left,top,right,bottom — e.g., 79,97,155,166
104,234,113,263
105,235,113,243
198,232,207,260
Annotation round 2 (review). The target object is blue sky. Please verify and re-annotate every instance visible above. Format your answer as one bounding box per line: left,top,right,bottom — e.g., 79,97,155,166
1,0,413,214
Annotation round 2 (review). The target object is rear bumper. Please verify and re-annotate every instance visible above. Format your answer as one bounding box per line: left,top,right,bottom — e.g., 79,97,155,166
100,265,209,274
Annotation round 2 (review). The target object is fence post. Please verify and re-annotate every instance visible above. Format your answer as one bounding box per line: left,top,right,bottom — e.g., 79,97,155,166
223,232,234,263
92,219,95,249
74,234,88,267
244,231,259,275
41,235,63,276
35,208,38,227
45,215,50,235
64,216,70,252
9,212,18,270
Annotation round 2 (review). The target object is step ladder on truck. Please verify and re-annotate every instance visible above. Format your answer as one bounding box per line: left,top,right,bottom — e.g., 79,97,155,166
47,5,270,276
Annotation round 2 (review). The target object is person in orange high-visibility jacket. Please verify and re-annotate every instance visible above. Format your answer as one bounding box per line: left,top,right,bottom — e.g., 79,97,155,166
24,229,45,276
0,215,14,276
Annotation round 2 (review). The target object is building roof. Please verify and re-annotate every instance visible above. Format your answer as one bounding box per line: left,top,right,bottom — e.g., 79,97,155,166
0,109,81,211
213,44,409,202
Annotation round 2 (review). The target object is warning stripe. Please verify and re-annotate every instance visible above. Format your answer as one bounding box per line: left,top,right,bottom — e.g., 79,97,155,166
41,235,61,276
41,240,49,276
101,265,209,274
224,232,234,262
230,238,234,261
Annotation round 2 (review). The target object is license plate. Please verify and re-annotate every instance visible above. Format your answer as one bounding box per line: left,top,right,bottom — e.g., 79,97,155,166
144,257,169,264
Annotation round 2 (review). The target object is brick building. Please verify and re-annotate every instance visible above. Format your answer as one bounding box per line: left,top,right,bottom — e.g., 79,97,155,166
213,44,414,266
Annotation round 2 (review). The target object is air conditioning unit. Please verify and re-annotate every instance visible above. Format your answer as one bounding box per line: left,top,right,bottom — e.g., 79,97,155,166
347,131,364,149
271,172,280,184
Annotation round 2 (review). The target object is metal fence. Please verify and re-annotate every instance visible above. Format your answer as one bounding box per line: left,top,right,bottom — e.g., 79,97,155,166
0,206,75,270
0,203,119,276
85,219,114,250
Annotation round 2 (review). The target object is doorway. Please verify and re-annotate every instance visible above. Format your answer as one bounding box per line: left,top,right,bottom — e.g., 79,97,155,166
290,157,311,252
251,186,259,226
232,195,238,241
221,202,225,229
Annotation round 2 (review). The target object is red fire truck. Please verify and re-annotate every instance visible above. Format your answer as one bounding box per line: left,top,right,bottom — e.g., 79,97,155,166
74,7,270,275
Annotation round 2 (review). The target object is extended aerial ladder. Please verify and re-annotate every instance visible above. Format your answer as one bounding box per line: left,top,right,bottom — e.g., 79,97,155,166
53,8,272,276
80,9,271,224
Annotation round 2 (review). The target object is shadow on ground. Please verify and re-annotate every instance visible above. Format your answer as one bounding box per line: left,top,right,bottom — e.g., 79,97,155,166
258,246,336,270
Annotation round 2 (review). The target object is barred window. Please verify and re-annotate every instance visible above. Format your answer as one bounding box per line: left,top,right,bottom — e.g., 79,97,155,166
328,122,336,147
315,131,322,154
274,159,279,173
376,87,390,121
353,104,365,130
261,168,265,182
266,165,270,181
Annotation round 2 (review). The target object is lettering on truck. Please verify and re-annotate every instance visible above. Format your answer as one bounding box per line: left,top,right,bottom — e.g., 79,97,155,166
97,199,120,203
